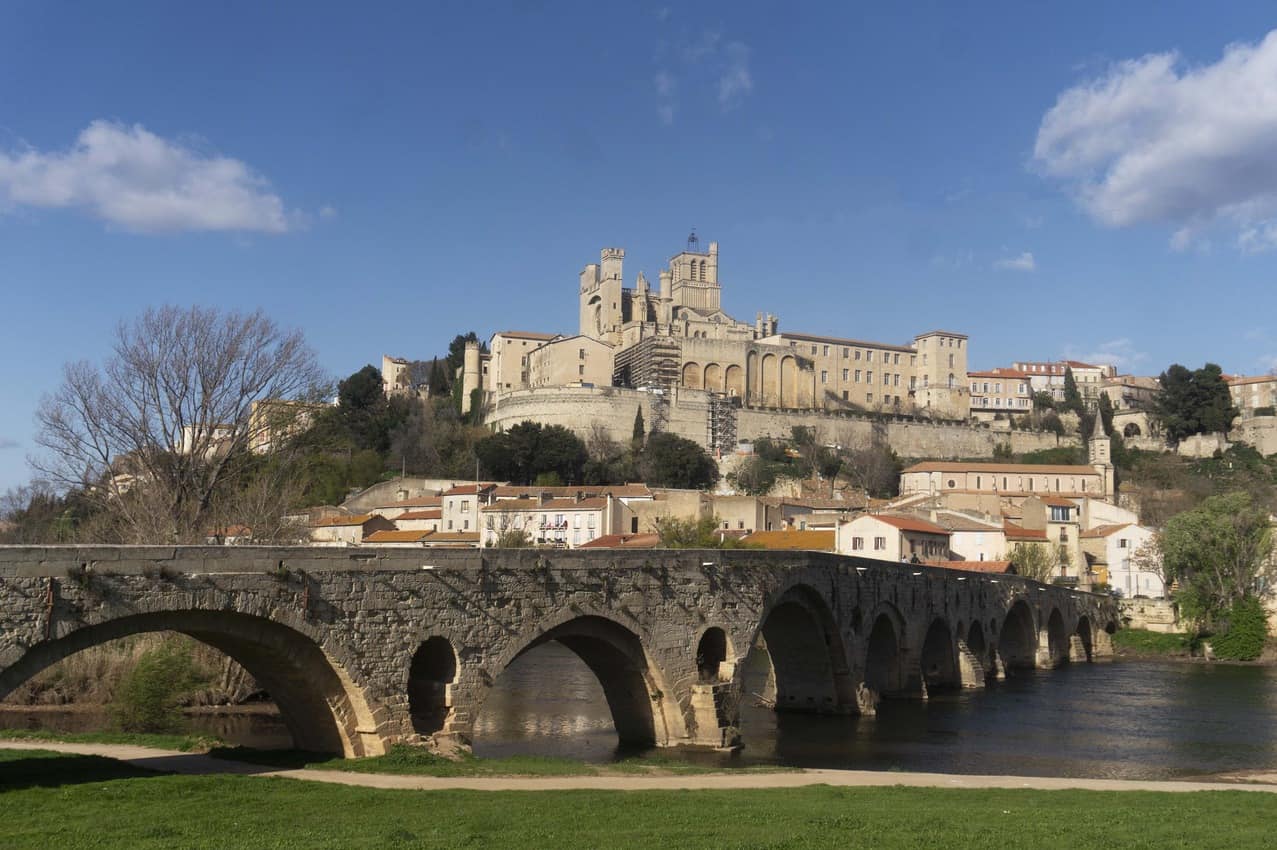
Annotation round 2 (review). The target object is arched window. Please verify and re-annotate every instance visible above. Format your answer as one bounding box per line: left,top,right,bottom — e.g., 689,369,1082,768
948,373,955,388
698,260,707,281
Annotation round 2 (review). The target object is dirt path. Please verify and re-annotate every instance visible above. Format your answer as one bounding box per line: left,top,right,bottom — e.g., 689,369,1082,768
4,740,1276,794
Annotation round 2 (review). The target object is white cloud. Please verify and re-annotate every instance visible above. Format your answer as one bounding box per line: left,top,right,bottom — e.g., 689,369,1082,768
1064,338,1148,372
657,104,676,126
0,437,17,450
654,70,677,98
993,251,1036,272
0,121,296,233
1035,31,1277,250
717,42,753,109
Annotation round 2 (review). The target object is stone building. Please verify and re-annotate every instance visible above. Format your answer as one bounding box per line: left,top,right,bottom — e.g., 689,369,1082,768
1009,360,1116,407
464,236,971,421
968,368,1032,421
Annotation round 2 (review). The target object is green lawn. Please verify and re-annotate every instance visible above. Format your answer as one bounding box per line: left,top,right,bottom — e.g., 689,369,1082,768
2,749,1275,849
1112,628,1196,656
206,744,788,777
0,727,220,752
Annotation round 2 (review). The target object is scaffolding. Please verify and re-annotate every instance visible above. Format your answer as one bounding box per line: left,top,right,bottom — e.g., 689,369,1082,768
707,393,738,457
613,336,681,390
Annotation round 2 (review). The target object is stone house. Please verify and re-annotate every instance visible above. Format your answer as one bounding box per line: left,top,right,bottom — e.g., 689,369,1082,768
309,514,394,545
836,514,951,563
479,495,617,548
1082,523,1162,598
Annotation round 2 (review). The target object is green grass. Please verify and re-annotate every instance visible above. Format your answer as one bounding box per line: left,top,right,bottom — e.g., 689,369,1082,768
2,749,1276,849
0,727,220,752
1112,628,1196,656
207,744,789,777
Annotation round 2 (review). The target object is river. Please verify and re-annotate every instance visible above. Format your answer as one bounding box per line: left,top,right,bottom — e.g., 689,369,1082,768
6,643,1277,780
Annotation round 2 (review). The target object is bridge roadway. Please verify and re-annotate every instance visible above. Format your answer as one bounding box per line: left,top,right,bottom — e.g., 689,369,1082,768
0,546,1119,758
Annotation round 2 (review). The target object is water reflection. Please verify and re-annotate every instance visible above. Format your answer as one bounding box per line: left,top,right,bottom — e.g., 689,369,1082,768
0,708,292,750
472,645,1277,779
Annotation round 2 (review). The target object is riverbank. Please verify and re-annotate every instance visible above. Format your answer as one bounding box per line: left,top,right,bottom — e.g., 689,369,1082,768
4,745,1277,849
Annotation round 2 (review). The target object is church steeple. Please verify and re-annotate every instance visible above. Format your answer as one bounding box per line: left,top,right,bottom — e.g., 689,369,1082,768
1088,413,1113,499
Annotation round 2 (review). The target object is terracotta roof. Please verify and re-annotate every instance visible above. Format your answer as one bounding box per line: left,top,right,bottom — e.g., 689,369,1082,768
1226,374,1277,387
577,533,663,549
493,330,559,340
867,515,951,535
311,514,376,528
424,532,481,543
903,461,1101,476
1036,496,1078,509
1063,360,1103,369
927,560,1015,574
740,529,837,551
1081,523,1133,539
442,483,499,496
396,509,442,520
927,513,1002,532
364,530,435,543
968,368,1030,379
1003,522,1047,540
776,332,915,354
481,497,608,512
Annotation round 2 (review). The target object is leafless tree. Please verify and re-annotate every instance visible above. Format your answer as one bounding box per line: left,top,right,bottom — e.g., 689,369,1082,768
33,306,328,543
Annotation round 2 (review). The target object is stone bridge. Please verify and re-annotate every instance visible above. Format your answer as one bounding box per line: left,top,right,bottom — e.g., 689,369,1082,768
0,547,1118,758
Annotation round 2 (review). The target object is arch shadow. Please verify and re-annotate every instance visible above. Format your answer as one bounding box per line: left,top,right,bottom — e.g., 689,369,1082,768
744,584,854,715
0,611,380,756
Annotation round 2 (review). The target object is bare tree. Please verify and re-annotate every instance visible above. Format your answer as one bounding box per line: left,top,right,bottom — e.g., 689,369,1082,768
33,306,328,543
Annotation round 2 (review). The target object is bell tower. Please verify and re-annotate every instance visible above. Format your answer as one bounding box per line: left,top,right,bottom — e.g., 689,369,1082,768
1088,414,1114,499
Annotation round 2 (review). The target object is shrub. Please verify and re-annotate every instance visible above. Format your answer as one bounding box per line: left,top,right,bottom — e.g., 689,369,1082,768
109,638,210,733
1210,596,1268,661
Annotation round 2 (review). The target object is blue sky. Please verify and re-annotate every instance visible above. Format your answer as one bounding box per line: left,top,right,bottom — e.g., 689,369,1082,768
4,1,1277,491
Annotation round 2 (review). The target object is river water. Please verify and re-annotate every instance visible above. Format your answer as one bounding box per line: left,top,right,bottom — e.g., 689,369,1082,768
6,644,1277,780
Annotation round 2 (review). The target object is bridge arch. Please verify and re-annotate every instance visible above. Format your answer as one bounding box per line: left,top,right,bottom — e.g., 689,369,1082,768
480,613,683,747
1074,615,1094,662
998,599,1037,673
696,626,731,683
864,603,906,700
0,610,380,756
919,618,960,691
1045,607,1069,668
407,636,457,735
744,583,853,715
703,363,723,393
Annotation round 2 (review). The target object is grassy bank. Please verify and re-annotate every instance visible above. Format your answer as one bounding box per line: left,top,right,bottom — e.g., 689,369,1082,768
1112,628,1196,657
206,744,788,777
0,728,219,752
3,749,1275,849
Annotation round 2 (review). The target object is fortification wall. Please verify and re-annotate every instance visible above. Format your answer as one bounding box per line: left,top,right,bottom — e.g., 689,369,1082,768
1234,416,1277,456
485,386,1074,459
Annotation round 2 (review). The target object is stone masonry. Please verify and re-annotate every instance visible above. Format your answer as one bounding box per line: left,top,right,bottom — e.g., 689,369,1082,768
0,546,1117,757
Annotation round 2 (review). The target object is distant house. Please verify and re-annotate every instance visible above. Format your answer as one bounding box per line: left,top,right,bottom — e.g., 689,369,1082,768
363,529,437,546
1082,523,1163,598
309,514,394,545
836,514,951,563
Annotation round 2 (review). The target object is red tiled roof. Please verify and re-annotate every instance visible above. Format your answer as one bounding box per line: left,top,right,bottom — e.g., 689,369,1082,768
1081,523,1133,539
364,530,435,543
442,483,499,496
1003,522,1047,540
1036,496,1078,508
481,497,608,512
740,529,837,551
927,560,1015,574
869,515,951,535
577,533,663,549
904,461,1101,476
396,509,442,520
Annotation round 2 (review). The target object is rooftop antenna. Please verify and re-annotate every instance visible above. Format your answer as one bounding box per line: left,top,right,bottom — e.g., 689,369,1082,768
687,228,700,252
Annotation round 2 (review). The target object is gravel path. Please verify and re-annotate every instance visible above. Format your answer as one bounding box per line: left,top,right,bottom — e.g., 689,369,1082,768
5,740,1276,794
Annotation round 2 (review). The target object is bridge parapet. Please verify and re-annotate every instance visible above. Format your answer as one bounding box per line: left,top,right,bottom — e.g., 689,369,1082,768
0,546,1119,757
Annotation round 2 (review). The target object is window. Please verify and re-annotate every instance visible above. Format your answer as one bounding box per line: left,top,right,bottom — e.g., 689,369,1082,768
448,520,453,530
842,369,849,381
463,519,469,530
883,372,889,385
855,350,862,361
852,536,864,550
893,374,900,387
866,393,873,403
947,479,956,488
948,354,955,368
821,370,828,384
867,351,874,362
1050,506,1070,522
579,348,585,359
811,345,818,355
1118,538,1129,548
822,345,829,356
461,502,469,513
578,364,585,376
855,369,861,382
843,347,849,358
910,376,917,390
842,390,848,400
976,476,981,489
866,370,873,383
894,353,900,365
873,536,887,550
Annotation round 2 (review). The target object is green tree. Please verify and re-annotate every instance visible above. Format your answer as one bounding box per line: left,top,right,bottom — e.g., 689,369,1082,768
110,638,209,734
1160,492,1272,627
656,515,753,548
475,421,587,484
728,455,779,496
632,407,646,447
1098,393,1115,435
1032,391,1055,411
1153,363,1238,443
641,433,718,489
1063,367,1084,414
1009,542,1057,583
